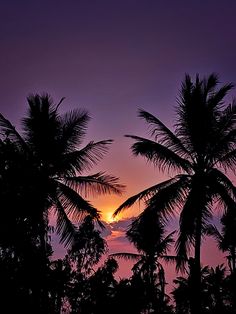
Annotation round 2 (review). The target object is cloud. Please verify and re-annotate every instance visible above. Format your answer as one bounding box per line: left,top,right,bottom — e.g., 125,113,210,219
99,217,134,239
110,217,133,231
101,218,137,255
99,221,113,238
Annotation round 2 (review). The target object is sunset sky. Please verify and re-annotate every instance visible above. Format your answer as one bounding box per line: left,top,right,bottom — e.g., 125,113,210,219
1,0,236,282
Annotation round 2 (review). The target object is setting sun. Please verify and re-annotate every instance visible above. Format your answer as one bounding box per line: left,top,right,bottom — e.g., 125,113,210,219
105,211,118,224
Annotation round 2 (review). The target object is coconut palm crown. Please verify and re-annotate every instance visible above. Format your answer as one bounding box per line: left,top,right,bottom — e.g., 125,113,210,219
114,74,236,259
0,94,124,246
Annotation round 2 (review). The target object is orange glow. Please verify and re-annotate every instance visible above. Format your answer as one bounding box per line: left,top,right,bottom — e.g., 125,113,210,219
105,211,118,223
90,194,126,223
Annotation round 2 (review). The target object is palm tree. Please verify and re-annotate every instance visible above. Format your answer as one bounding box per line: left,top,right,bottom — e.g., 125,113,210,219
0,93,123,243
206,213,236,312
111,209,175,313
114,74,236,314
204,264,228,313
0,94,123,311
207,212,236,275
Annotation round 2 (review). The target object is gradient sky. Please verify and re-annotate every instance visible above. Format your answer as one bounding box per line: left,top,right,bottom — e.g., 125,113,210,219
1,0,236,283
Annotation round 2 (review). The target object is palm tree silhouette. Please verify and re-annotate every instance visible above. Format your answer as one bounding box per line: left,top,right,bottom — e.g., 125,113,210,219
111,209,175,313
0,94,123,311
0,94,123,243
114,74,236,314
207,212,236,275
206,213,236,312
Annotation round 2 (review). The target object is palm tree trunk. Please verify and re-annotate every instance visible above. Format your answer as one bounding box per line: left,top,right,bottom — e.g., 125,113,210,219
191,215,202,314
158,264,165,312
148,263,155,313
38,222,49,313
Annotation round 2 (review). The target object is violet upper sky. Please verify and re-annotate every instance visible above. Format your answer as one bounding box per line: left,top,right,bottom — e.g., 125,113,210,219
1,0,236,218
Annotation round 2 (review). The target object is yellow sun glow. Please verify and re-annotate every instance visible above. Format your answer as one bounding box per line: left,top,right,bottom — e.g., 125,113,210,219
105,212,118,224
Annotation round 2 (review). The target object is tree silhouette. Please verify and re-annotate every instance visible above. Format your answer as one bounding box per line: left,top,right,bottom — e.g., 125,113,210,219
0,94,123,312
49,258,71,314
114,74,236,314
173,263,234,314
207,213,236,275
68,215,107,275
112,209,175,313
65,215,108,312
77,258,119,314
206,211,236,311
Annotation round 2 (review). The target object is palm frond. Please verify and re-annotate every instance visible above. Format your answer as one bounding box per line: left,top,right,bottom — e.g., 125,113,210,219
138,109,192,160
203,73,219,96
208,83,234,110
55,97,65,110
54,198,78,247
160,255,187,266
211,133,236,167
207,172,236,214
216,148,236,173
0,114,28,151
175,187,200,269
65,172,124,197
56,181,100,221
126,135,192,173
175,74,196,154
113,177,179,216
60,140,113,175
218,101,236,134
109,252,142,261
158,231,176,255
208,168,236,200
146,174,190,222
61,109,90,151
22,94,62,160
205,224,224,251
207,103,236,164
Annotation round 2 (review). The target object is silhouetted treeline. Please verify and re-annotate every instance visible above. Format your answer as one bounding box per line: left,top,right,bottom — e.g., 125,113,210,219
0,75,236,313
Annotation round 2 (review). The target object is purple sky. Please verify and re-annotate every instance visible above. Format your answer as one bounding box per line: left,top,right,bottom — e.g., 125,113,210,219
1,0,236,279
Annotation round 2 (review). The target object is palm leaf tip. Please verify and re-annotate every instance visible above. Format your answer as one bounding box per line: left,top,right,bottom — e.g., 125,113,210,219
57,182,101,222
55,97,65,110
89,172,125,195
61,108,91,148
125,135,191,173
112,195,138,217
96,218,105,229
0,114,28,149
86,139,114,159
110,252,141,261
66,172,125,197
55,200,78,247
113,177,181,217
